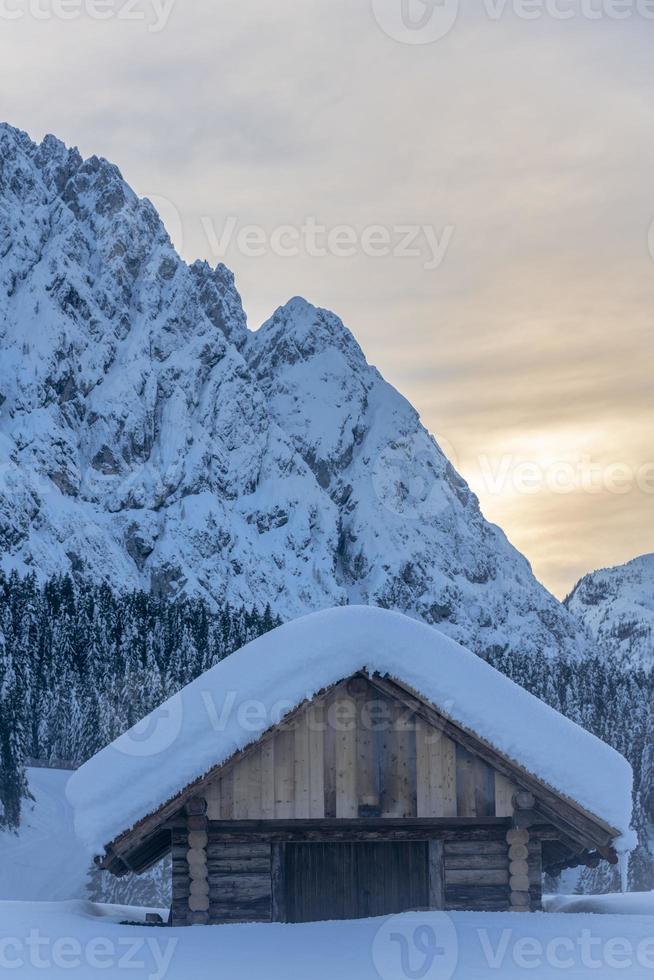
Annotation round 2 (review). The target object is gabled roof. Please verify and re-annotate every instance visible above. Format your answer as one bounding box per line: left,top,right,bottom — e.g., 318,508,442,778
67,606,634,857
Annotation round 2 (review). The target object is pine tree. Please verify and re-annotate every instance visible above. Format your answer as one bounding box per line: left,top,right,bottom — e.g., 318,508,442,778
0,618,29,829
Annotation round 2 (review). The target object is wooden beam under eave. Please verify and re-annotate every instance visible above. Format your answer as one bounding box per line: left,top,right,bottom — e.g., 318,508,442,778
194,816,512,845
99,828,172,874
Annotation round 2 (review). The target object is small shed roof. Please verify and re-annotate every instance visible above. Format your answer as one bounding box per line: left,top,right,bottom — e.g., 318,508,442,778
67,606,633,855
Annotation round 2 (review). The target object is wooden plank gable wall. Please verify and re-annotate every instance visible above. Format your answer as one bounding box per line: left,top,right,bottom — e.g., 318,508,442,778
170,676,542,925
202,677,519,822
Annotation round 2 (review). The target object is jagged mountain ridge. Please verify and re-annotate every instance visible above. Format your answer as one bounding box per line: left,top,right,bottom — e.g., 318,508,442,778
0,122,593,659
566,554,654,669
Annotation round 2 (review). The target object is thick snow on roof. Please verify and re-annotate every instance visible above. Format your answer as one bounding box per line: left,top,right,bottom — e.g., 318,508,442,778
67,606,633,854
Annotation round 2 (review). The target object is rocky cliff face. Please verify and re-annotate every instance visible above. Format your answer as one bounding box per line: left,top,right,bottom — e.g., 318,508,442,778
0,122,593,658
566,554,654,669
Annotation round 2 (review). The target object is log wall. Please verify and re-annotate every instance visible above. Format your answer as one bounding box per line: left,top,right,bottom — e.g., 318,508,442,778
169,820,543,924
443,839,510,911
171,828,190,927
208,841,272,923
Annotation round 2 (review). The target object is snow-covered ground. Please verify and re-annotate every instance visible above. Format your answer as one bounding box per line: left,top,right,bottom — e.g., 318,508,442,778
1,901,654,978
2,769,653,977
545,892,654,916
0,768,90,902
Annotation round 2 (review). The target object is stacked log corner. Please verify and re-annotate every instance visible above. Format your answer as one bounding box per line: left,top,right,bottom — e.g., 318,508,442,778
507,790,541,912
507,828,531,911
171,796,209,926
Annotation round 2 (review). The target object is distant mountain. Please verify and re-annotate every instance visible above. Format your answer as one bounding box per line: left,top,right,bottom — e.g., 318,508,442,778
566,554,654,670
0,122,593,659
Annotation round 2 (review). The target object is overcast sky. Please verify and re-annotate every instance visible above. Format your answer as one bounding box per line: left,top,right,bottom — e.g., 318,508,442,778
1,0,652,597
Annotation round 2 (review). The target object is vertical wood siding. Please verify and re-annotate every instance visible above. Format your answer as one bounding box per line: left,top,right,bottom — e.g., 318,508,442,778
280,841,429,923
203,677,518,822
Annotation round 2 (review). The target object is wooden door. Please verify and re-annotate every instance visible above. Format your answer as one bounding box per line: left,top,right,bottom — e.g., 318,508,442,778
277,841,430,923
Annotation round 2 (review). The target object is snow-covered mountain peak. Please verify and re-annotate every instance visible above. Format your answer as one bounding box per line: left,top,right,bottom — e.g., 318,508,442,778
32,134,83,193
0,121,37,162
190,260,249,350
566,554,654,669
0,124,596,659
248,296,389,482
251,296,369,371
1,124,83,204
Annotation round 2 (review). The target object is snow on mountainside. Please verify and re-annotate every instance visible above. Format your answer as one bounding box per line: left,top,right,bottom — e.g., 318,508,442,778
566,554,654,669
0,122,592,658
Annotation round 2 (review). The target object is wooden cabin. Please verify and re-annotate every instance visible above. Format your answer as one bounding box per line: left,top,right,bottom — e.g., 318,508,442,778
68,607,632,926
